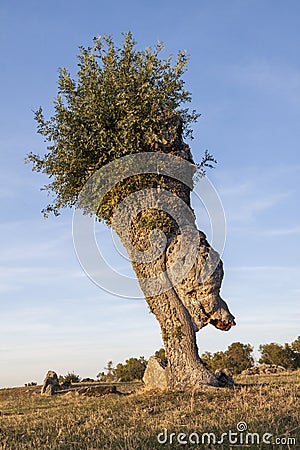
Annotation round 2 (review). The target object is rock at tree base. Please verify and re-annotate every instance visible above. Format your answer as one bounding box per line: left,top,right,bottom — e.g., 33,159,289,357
75,385,117,397
143,357,236,390
41,370,60,395
214,369,234,387
143,356,168,390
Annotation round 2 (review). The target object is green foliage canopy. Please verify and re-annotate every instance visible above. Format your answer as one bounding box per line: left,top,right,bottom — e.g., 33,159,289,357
26,32,200,220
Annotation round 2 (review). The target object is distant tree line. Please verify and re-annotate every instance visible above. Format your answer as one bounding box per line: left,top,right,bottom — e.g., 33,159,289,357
47,336,299,386
201,342,254,375
259,336,300,369
202,336,300,374
94,336,300,382
203,337,300,374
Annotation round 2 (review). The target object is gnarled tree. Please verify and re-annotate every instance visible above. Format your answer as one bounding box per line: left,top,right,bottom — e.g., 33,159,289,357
26,33,235,389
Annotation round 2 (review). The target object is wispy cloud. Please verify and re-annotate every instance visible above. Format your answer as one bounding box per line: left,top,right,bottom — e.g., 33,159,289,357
211,164,299,227
228,265,300,273
263,226,300,236
229,193,289,222
220,185,290,223
227,60,300,104
0,265,82,293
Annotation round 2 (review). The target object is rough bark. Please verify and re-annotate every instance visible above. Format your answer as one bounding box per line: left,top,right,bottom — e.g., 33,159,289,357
111,137,235,389
130,234,234,389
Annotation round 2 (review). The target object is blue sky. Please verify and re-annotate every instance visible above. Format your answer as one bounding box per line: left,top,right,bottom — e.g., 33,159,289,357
0,0,299,387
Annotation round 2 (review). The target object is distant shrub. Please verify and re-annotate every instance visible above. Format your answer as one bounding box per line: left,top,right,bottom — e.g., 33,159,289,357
24,382,37,387
59,372,81,384
96,371,108,382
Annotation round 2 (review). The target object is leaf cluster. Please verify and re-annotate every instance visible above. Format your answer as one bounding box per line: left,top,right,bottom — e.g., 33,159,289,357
25,32,200,219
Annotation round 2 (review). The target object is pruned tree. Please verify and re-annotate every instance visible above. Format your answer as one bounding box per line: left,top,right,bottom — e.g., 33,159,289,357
26,32,235,389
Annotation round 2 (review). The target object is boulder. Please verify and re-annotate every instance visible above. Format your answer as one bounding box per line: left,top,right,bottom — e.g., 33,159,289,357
75,385,117,397
44,384,56,396
214,369,234,387
41,370,60,395
61,380,71,389
142,356,168,390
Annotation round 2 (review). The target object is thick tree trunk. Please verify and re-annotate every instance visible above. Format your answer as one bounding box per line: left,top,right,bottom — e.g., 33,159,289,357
141,269,221,388
129,231,234,389
110,140,235,389
113,218,235,389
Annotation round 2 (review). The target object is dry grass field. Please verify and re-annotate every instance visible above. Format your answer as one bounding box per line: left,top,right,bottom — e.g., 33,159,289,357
0,371,299,449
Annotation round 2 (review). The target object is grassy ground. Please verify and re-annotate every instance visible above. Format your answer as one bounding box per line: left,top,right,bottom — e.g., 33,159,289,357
0,371,299,449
